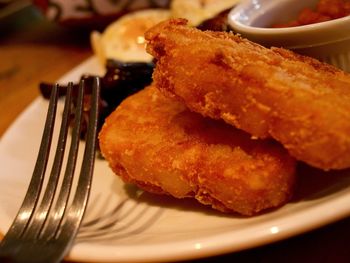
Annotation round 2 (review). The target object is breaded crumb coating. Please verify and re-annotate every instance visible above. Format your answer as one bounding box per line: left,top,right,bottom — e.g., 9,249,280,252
99,85,296,216
145,19,350,170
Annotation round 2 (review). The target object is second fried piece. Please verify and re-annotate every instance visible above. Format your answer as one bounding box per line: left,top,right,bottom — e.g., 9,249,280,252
99,85,296,216
145,19,350,170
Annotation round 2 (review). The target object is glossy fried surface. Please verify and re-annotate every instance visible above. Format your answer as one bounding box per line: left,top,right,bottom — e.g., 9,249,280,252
145,19,350,170
99,85,296,216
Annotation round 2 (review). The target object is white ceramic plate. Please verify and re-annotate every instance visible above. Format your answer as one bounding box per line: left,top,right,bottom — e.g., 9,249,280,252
1,56,350,263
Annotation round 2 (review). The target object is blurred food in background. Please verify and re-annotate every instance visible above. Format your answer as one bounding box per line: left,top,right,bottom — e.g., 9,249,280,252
91,9,171,65
89,0,239,65
33,0,170,28
272,0,350,27
171,0,240,26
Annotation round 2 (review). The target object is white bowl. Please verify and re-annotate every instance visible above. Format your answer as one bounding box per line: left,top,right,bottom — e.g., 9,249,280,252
228,0,350,72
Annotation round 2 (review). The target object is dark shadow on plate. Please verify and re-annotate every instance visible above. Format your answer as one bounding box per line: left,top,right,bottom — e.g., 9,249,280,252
77,192,163,243
291,162,350,203
123,183,254,219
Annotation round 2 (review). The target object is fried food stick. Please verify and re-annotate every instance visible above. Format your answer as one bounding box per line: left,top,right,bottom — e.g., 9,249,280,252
145,19,350,170
99,85,296,216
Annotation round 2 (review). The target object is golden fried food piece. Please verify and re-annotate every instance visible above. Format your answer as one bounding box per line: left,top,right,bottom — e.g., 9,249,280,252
145,19,350,170
99,85,296,216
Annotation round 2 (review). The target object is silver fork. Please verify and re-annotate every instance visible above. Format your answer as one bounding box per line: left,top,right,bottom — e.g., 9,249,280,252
0,77,100,263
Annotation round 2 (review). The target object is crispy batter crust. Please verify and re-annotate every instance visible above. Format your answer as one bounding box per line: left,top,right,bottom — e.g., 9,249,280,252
145,19,350,170
99,85,296,216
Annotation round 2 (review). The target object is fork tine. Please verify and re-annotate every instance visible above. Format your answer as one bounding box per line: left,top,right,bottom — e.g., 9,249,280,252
56,77,100,248
41,80,85,240
0,84,59,245
22,83,73,239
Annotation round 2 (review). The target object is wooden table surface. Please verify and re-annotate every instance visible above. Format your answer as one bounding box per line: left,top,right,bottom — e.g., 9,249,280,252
0,9,92,138
1,5,350,263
